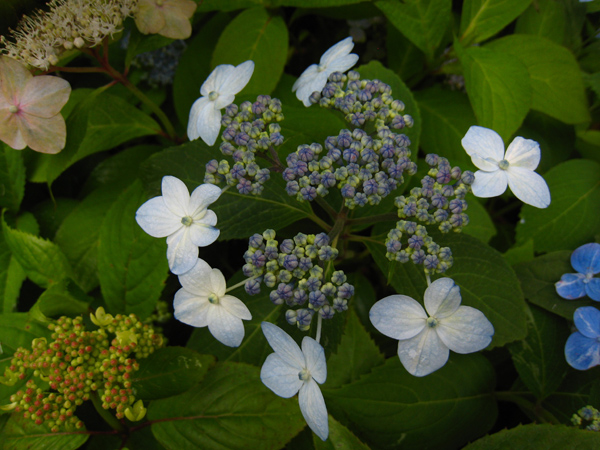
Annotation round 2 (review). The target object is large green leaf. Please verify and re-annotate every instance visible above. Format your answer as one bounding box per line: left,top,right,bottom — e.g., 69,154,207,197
386,24,426,86
487,35,590,125
313,415,370,450
2,414,88,450
516,159,600,253
149,362,306,450
32,279,92,318
324,355,497,449
462,195,496,243
212,7,288,96
455,39,531,141
460,0,533,45
0,144,25,212
0,230,25,313
541,369,600,423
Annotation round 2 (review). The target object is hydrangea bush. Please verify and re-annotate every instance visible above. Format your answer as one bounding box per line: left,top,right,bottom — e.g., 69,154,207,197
0,0,599,449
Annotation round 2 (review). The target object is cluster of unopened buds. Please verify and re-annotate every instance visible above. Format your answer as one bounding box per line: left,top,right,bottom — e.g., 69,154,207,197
1,308,163,431
572,405,600,431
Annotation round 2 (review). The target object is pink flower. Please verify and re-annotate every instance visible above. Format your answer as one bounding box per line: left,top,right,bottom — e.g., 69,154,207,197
135,0,197,40
0,56,71,154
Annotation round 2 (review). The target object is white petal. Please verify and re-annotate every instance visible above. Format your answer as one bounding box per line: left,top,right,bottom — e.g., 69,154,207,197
135,196,181,238
323,54,359,74
221,294,252,320
397,327,449,377
298,379,329,441
292,64,319,92
320,37,354,67
196,209,218,227
188,97,222,146
424,278,461,319
369,295,427,340
177,258,212,293
260,353,303,398
470,153,499,172
218,60,255,96
200,64,235,97
471,169,508,198
187,96,209,140
161,176,190,217
207,305,245,347
461,126,505,161
506,166,551,208
504,136,541,170
301,337,326,385
189,183,222,214
261,322,305,370
166,227,198,275
173,289,211,327
436,306,494,353
207,268,227,296
295,71,329,107
188,221,220,247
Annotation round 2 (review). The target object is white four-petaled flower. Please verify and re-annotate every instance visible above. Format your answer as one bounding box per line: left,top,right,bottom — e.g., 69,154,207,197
370,278,494,377
461,126,551,208
188,60,255,146
135,175,221,275
260,322,329,441
173,258,251,347
292,37,359,107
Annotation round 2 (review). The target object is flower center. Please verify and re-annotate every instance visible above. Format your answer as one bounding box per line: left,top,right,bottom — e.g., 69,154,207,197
8,105,18,114
298,368,311,381
584,272,594,284
208,91,219,101
208,293,220,304
181,216,193,226
498,159,510,170
426,317,438,328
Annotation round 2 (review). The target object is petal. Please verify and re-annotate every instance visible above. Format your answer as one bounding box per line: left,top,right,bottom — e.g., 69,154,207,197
436,306,494,353
423,278,461,319
586,279,600,302
196,209,218,227
173,289,211,327
369,295,427,340
565,332,600,370
301,337,326,385
471,169,508,198
555,273,587,300
506,166,551,208
571,243,600,275
397,327,449,377
470,153,500,171
192,99,222,146
260,353,303,398
207,305,246,347
166,227,198,275
573,306,600,339
134,0,166,34
0,109,26,150
20,76,71,118
208,268,227,297
292,65,319,92
187,96,209,140
159,0,196,39
320,37,354,67
189,183,222,214
0,56,31,102
178,258,213,293
295,70,329,107
188,221,220,247
261,322,305,370
221,295,252,320
218,60,255,96
17,113,66,154
201,64,235,97
504,136,541,170
161,176,190,217
324,54,359,74
298,380,329,441
135,196,182,238
461,126,505,161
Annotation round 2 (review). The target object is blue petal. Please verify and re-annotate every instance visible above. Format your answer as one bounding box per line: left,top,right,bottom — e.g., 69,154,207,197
555,273,586,300
585,278,600,302
574,307,600,338
565,331,600,370
571,243,600,275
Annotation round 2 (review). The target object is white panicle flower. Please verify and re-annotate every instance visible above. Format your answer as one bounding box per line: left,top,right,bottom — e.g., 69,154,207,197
292,36,359,107
188,60,255,146
135,176,222,275
174,258,251,347
370,278,494,377
260,322,329,441
461,126,551,208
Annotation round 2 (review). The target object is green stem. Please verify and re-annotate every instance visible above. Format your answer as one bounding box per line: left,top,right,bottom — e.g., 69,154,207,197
315,196,338,221
347,212,398,226
90,391,126,433
306,212,332,233
226,275,259,293
328,206,347,243
495,391,561,424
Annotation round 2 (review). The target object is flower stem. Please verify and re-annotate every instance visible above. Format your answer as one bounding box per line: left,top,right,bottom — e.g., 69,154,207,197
347,212,398,226
425,273,431,286
90,391,126,432
494,391,561,424
226,275,259,293
315,314,323,344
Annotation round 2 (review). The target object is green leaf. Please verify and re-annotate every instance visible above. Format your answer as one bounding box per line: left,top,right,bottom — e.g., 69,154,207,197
149,362,306,450
132,347,215,400
463,423,600,450
376,0,451,61
324,355,497,449
487,35,590,125
386,24,426,86
542,369,600,423
97,180,169,319
313,415,370,450
0,144,25,212
576,130,600,164
515,0,569,45
280,106,346,146
32,279,91,318
212,7,288,95
325,309,384,389
2,414,88,450
507,305,570,399
503,238,535,266
459,0,533,45
455,39,531,141
516,159,600,253
0,231,25,313
462,195,496,243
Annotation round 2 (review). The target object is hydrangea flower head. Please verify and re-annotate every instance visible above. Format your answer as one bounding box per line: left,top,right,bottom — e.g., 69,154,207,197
260,322,328,441
188,61,255,146
135,176,222,275
134,0,197,39
370,277,494,376
565,306,600,370
292,37,359,107
556,243,600,301
461,126,551,208
0,56,71,154
174,258,251,347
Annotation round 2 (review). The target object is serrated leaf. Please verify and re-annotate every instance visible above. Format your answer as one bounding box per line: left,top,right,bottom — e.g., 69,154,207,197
324,355,497,449
0,144,25,212
149,362,306,450
97,180,169,319
313,415,370,450
32,279,92,318
516,159,600,253
212,7,288,96
460,0,533,45
2,414,88,450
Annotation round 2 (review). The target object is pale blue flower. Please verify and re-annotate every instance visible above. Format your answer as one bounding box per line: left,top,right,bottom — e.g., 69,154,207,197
565,306,600,370
555,243,600,301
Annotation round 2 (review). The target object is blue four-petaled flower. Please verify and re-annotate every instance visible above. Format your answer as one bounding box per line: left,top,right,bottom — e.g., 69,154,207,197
555,243,600,301
565,306,600,370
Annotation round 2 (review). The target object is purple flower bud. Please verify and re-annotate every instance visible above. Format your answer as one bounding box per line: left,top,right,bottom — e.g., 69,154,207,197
294,289,308,305
296,308,314,328
270,290,283,305
300,186,317,201
439,247,452,260
338,132,353,148
338,282,354,299
285,181,299,196
461,170,475,185
306,276,321,291
408,235,424,249
276,283,294,300
251,250,266,267
355,193,367,207
206,159,219,174
386,239,402,253
423,254,440,270
245,278,261,295
252,101,266,115
449,199,463,214
411,249,426,264
309,290,326,307
264,272,277,287
285,309,297,325
282,254,299,271
319,305,335,319
314,233,329,247
298,257,312,271
331,271,346,285
309,91,321,104
270,132,284,146
225,103,238,116
333,298,348,312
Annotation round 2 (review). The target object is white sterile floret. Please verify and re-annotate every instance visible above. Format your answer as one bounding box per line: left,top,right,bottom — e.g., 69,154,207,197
135,176,222,275
188,60,255,146
260,322,329,441
370,278,494,377
461,126,551,208
173,258,251,347
292,36,359,107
